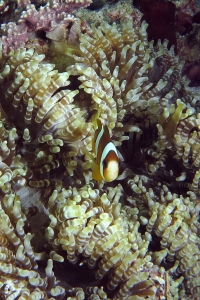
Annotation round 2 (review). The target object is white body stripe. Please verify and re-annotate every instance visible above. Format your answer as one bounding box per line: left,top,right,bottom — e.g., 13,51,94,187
100,142,119,179
95,125,104,157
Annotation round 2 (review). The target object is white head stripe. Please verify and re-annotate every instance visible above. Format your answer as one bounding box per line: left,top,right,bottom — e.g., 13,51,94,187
100,142,119,179
95,125,104,156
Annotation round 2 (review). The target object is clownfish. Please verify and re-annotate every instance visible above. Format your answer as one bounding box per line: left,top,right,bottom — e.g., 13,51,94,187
92,119,120,182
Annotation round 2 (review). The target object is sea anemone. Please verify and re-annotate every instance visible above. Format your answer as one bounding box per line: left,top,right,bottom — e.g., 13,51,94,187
0,17,199,300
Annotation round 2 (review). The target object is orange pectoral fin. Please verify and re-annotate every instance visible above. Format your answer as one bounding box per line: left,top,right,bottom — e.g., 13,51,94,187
92,162,104,181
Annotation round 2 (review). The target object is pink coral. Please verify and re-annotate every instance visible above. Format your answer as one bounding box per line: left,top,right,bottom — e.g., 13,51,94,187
1,22,28,55
0,0,92,55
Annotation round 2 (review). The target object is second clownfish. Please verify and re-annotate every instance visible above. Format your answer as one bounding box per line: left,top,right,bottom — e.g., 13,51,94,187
92,119,120,182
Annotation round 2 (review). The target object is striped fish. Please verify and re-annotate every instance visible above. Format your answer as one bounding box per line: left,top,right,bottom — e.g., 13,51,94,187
92,119,119,182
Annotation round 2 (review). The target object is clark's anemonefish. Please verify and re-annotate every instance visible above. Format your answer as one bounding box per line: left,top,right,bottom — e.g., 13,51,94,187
92,119,119,182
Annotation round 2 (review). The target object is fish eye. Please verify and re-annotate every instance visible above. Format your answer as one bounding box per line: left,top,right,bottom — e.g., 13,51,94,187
103,159,108,168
